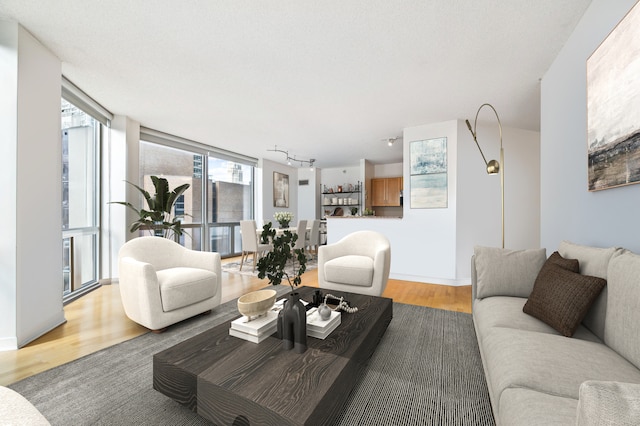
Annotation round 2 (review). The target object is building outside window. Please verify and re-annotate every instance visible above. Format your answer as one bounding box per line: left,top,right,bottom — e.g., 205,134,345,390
139,139,254,256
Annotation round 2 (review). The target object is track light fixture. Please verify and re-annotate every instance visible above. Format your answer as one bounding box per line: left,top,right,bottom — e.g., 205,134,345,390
268,146,316,169
385,137,401,147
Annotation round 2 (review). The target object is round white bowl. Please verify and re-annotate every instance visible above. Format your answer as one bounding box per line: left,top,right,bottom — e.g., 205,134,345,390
237,289,277,319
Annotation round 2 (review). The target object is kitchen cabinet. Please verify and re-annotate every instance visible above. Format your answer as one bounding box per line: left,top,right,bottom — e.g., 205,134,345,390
371,177,402,206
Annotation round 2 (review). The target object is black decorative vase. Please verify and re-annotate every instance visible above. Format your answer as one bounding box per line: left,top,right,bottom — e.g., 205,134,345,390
277,292,307,353
278,220,290,229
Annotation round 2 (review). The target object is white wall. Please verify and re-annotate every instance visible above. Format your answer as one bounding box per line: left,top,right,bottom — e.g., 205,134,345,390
320,166,361,191
401,120,459,281
373,162,402,178
328,121,460,284
328,119,540,285
541,0,640,253
0,23,66,350
456,121,541,279
0,20,19,350
297,167,321,221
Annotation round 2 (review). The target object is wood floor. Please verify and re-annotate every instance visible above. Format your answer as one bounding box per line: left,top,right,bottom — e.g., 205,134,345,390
0,260,471,386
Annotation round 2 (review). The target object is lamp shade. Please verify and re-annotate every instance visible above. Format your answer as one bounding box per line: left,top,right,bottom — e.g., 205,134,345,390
486,159,500,174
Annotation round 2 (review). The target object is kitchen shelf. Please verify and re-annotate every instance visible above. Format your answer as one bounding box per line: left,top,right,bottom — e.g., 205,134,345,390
321,181,362,217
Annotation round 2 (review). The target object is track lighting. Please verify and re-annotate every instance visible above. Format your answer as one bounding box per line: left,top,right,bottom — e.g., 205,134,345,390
268,146,316,169
385,137,401,147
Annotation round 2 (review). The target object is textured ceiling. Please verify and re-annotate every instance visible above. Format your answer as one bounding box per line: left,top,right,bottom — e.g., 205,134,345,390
0,0,592,168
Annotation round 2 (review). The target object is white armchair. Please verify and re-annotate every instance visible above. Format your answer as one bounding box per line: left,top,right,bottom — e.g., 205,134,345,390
118,236,222,332
0,386,50,425
318,230,391,296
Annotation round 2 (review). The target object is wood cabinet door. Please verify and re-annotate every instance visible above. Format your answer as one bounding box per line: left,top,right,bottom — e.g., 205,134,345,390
386,177,402,206
371,178,387,206
371,177,403,206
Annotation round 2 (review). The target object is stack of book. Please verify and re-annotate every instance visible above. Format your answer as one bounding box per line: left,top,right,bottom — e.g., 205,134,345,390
229,310,278,343
306,308,341,339
229,299,342,343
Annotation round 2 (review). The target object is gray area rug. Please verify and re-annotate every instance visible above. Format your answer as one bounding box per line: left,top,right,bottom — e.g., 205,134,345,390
10,288,494,425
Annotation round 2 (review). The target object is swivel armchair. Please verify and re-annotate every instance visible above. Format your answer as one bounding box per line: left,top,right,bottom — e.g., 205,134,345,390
318,230,391,296
118,236,222,332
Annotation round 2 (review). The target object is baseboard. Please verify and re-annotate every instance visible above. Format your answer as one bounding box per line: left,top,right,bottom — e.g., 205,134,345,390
389,273,471,287
0,336,18,352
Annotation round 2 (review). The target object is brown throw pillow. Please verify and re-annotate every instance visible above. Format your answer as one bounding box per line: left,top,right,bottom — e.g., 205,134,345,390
546,251,579,273
523,254,606,337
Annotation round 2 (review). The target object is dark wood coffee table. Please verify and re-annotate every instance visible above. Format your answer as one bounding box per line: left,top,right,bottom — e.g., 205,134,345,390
153,286,392,426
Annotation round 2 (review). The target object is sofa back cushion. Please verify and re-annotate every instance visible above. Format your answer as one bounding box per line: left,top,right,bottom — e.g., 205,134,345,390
474,246,547,299
558,241,622,341
605,252,640,370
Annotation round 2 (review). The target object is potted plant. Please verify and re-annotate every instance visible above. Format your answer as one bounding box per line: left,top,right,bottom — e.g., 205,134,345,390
257,222,307,353
257,222,306,292
110,176,190,240
273,211,294,228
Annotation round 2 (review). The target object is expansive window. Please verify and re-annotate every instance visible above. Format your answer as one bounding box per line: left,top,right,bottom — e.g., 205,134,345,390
138,142,203,249
61,98,100,300
139,130,255,257
208,158,254,256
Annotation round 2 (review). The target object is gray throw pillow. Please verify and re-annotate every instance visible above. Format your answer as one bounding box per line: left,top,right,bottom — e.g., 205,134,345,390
474,246,547,299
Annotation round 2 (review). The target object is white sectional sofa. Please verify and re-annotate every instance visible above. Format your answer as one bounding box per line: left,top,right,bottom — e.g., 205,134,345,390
471,241,640,425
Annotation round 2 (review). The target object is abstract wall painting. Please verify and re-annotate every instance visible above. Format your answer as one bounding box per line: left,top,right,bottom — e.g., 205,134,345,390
273,172,289,207
587,1,640,191
410,137,448,208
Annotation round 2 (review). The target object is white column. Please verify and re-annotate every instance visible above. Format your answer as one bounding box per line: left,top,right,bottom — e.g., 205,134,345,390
103,115,140,279
0,22,66,350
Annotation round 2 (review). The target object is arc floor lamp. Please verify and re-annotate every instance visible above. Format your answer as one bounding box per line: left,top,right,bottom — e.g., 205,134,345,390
465,103,505,248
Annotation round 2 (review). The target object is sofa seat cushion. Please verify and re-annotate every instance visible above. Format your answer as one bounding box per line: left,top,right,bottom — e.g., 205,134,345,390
482,327,640,407
324,255,373,287
499,388,578,426
473,297,601,343
157,267,217,312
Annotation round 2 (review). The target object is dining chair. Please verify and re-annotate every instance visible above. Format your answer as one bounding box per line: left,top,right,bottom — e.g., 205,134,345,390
306,219,321,258
240,220,272,271
292,220,307,251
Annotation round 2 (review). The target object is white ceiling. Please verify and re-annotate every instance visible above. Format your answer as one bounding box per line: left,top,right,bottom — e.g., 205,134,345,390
0,0,592,168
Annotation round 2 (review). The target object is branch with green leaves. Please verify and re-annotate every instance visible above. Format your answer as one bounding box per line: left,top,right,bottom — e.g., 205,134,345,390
257,222,307,293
